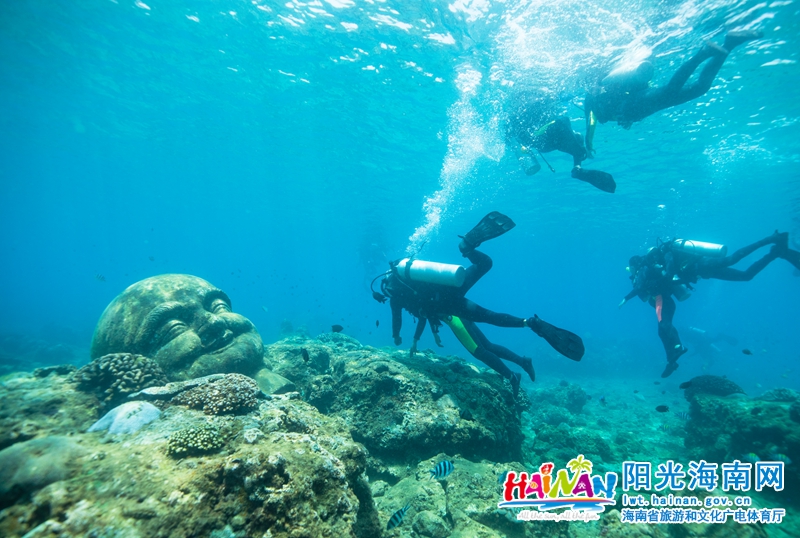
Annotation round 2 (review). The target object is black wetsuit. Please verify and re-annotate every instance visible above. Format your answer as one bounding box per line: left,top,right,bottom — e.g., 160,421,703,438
508,99,587,167
387,250,530,381
675,237,779,283
587,44,728,129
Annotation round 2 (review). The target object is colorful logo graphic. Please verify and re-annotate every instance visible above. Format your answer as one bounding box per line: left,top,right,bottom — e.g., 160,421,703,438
498,455,617,514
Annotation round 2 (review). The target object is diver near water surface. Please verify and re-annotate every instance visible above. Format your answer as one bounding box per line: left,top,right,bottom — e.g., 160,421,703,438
372,212,584,397
621,231,800,378
584,30,763,154
507,94,616,194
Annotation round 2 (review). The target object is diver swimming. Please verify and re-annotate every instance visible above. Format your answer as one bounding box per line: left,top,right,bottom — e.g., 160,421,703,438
621,231,799,378
373,211,585,397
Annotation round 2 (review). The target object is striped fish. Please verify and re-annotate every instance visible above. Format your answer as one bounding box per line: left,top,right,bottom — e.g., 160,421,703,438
674,411,690,420
430,460,454,480
386,504,410,530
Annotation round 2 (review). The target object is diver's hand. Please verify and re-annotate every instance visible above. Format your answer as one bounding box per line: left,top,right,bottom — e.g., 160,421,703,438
618,298,627,308
394,336,402,346
410,339,418,357
433,332,443,347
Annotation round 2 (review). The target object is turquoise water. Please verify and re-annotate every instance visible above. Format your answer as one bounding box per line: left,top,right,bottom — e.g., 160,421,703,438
1,0,799,393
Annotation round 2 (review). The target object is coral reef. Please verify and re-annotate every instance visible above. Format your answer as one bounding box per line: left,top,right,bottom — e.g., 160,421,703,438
90,274,265,380
74,352,168,408
166,424,224,458
170,373,261,415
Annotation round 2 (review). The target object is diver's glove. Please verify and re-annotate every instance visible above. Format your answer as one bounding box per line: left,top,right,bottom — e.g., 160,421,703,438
433,332,443,347
618,298,628,308
373,291,387,304
394,336,402,346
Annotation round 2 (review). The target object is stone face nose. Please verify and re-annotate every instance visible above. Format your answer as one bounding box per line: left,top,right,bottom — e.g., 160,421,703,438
198,317,232,350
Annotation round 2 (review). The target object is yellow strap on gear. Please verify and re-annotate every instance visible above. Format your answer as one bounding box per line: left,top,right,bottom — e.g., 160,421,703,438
589,110,597,127
532,120,556,137
442,316,478,354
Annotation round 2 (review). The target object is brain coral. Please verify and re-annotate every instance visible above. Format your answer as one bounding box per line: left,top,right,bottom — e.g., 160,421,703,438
74,353,168,408
166,425,224,458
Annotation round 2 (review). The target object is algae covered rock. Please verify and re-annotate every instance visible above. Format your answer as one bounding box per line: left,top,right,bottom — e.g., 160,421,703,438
0,436,85,509
74,352,168,408
90,274,265,381
87,401,161,435
166,424,224,458
170,373,261,415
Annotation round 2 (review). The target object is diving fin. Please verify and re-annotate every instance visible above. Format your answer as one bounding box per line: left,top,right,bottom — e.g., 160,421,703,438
459,211,516,252
571,167,616,194
527,315,585,361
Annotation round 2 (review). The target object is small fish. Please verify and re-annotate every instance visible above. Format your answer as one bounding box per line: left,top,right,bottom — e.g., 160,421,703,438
742,453,761,464
654,381,661,385
459,409,473,421
387,504,410,530
658,424,670,432
767,453,792,465
331,324,344,333
148,256,155,261
300,348,310,362
599,396,607,406
262,306,269,313
498,470,509,484
742,349,753,355
674,411,690,420
376,320,380,327
633,390,639,394
95,273,106,282
430,460,454,480
656,405,669,413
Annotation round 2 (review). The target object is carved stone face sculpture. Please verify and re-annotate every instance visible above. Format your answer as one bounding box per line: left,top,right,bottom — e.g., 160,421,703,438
91,274,264,380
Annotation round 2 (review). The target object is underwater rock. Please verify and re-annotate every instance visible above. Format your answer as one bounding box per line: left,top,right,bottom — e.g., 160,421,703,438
170,373,261,415
87,401,161,435
758,387,800,402
90,274,265,381
679,375,745,400
33,364,77,378
166,424,224,458
0,436,85,509
277,341,525,462
685,393,800,493
530,381,589,414
127,373,226,399
412,510,450,538
254,368,296,395
74,352,168,409
791,401,800,423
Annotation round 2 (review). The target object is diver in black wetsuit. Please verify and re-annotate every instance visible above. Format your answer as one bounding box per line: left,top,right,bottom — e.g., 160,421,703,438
507,95,616,193
584,30,763,154
373,212,585,397
621,231,798,378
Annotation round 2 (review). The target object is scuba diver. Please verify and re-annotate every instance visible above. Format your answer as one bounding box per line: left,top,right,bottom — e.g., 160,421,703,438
507,93,616,194
584,30,763,155
620,231,798,378
372,212,585,398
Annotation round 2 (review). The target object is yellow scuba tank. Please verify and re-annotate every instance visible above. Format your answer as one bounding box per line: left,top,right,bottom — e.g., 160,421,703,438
395,258,465,288
670,239,727,258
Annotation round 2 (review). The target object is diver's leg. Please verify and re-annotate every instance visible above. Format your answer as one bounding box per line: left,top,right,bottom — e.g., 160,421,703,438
657,295,686,377
458,299,526,328
459,250,492,293
702,251,778,281
462,320,519,394
482,339,536,382
719,232,784,266
780,248,800,271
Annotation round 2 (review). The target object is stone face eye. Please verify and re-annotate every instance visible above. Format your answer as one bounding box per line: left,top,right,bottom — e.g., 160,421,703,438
210,299,231,314
157,320,187,346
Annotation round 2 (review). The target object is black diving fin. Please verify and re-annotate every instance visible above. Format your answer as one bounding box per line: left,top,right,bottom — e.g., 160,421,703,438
572,167,616,194
460,211,516,252
528,315,585,361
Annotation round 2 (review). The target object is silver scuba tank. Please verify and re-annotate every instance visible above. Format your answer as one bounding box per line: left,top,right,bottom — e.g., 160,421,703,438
671,239,728,258
395,258,465,288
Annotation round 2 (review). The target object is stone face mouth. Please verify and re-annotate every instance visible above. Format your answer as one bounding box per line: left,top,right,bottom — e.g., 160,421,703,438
204,330,235,354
